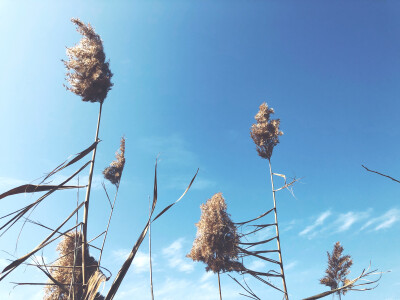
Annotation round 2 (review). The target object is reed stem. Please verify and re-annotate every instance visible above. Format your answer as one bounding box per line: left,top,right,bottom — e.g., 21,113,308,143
218,272,222,300
268,159,289,300
149,196,154,300
98,184,119,267
82,102,103,286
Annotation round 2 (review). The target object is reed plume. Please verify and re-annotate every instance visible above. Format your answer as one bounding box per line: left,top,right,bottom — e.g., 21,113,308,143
320,242,353,299
43,231,104,300
250,102,283,160
103,137,125,186
187,193,242,300
64,18,113,103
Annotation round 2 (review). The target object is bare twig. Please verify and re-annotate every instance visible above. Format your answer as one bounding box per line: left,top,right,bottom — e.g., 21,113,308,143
362,165,400,184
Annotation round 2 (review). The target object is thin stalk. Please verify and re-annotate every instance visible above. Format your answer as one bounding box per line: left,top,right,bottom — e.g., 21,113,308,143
69,178,80,300
218,272,222,300
268,159,289,300
149,196,154,300
82,102,103,286
98,184,120,266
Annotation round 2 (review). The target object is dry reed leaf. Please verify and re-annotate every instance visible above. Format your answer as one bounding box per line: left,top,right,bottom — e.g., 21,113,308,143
0,161,91,236
0,184,85,200
43,140,99,183
104,162,198,300
0,202,84,281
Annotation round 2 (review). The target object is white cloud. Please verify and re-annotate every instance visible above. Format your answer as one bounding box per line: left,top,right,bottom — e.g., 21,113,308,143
112,249,151,274
299,210,331,238
361,208,400,231
335,210,370,233
162,238,195,273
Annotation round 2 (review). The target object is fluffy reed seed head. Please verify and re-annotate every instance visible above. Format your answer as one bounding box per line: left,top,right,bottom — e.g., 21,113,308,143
43,231,103,300
103,137,126,186
250,102,283,160
64,18,113,103
320,241,353,296
187,193,243,273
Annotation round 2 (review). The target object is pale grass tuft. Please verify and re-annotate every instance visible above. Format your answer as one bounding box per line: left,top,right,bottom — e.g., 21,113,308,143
250,102,283,160
187,193,243,273
64,18,113,103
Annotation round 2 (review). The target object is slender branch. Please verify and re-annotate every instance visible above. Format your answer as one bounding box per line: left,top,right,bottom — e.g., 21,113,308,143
82,102,103,285
362,165,400,184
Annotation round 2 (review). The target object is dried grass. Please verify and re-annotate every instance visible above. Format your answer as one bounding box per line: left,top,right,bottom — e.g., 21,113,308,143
103,137,125,186
64,18,113,103
187,193,243,274
250,102,283,160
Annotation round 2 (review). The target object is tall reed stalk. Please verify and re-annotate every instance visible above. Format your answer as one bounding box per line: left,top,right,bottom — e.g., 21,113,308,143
149,196,154,300
268,159,288,300
82,102,103,284
250,102,288,299
63,17,113,286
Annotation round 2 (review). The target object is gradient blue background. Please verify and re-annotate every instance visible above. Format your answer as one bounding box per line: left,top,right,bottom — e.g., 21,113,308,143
0,1,399,299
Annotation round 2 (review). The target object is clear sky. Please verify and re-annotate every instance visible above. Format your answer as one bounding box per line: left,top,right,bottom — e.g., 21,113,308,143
0,1,399,299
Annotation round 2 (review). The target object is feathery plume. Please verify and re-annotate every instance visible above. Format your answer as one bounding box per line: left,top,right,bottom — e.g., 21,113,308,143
187,193,243,273
103,137,126,186
43,231,104,300
250,102,283,160
320,241,353,298
64,18,113,103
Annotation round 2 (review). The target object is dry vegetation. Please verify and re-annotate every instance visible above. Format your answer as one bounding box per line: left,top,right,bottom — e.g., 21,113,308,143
0,18,386,300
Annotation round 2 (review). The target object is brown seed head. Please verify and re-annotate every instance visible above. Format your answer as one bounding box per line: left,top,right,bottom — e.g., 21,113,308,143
43,231,103,300
187,193,243,273
320,241,353,296
103,137,126,186
250,102,283,160
64,18,113,103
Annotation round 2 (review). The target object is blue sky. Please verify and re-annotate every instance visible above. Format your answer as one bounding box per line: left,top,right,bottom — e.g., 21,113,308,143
0,1,400,299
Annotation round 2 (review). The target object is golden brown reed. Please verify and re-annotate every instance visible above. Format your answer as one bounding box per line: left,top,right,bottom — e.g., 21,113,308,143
187,193,243,273
64,18,113,103
320,241,353,297
103,137,125,186
250,102,283,160
43,231,103,300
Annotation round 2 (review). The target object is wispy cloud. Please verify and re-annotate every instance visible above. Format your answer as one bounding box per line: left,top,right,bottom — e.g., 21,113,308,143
162,238,195,273
361,208,400,231
299,210,331,238
335,210,371,233
112,249,151,274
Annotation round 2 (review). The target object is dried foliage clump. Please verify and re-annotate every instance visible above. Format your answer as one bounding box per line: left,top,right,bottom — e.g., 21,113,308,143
250,102,283,160
64,18,113,103
103,137,126,186
44,231,103,300
320,241,353,298
187,193,243,273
